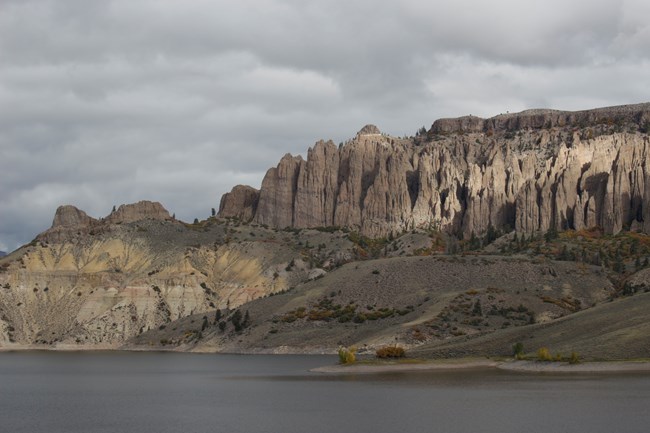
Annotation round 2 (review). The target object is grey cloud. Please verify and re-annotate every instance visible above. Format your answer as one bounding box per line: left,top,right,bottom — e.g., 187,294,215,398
1,0,649,251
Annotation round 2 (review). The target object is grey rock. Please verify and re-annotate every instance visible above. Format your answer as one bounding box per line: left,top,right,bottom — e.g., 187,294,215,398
220,103,650,238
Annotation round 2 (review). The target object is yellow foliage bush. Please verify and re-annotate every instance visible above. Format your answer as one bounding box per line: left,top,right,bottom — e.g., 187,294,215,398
375,346,406,359
338,346,357,364
537,347,552,361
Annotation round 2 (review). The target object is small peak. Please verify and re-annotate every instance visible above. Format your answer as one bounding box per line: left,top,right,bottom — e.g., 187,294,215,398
51,205,96,229
357,124,381,136
106,200,171,224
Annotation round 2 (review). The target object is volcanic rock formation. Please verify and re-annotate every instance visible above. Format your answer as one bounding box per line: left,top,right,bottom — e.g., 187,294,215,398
219,103,650,238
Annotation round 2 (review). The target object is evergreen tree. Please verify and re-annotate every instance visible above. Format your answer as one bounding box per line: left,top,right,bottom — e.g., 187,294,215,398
469,232,481,250
472,300,482,316
544,226,558,242
485,224,498,244
231,309,243,332
558,245,569,261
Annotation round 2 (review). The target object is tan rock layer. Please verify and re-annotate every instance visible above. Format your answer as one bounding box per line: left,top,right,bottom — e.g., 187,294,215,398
219,104,650,238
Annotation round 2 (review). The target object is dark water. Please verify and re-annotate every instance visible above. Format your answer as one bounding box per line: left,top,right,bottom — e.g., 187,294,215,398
1,352,649,433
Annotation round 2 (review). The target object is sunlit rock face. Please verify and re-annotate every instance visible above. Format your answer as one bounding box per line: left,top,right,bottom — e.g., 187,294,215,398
220,103,650,238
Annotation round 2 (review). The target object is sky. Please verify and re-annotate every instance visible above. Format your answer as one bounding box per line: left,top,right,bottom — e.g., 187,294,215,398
1,0,650,252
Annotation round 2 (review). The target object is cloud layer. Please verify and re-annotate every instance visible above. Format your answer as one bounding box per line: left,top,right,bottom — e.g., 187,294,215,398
1,0,649,251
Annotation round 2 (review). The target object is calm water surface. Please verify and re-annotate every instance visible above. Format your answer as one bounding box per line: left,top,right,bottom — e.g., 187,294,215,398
1,352,649,433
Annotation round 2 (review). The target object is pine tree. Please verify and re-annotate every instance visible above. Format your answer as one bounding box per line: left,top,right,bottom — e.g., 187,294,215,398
231,309,243,332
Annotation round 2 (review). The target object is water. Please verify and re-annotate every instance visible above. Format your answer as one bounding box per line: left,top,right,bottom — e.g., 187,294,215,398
1,352,649,433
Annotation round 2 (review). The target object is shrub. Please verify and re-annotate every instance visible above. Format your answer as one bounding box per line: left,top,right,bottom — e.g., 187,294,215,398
537,347,552,361
375,345,406,359
569,351,580,364
513,342,525,359
338,346,357,364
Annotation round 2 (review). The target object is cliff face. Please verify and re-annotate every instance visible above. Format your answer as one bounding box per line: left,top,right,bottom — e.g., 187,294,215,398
218,185,260,221
220,103,650,238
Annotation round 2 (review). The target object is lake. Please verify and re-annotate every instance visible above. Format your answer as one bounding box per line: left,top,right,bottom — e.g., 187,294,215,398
0,352,649,433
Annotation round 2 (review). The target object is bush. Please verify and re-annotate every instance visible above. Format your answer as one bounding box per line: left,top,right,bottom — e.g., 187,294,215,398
375,346,406,359
513,342,525,359
537,347,552,362
338,346,357,364
569,351,580,364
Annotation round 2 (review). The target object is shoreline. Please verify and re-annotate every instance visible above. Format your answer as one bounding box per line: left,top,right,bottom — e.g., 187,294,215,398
311,359,650,374
311,358,498,373
3,345,650,374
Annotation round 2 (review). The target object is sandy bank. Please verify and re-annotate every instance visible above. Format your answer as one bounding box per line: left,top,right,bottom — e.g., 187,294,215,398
497,360,650,373
311,359,498,373
312,359,650,374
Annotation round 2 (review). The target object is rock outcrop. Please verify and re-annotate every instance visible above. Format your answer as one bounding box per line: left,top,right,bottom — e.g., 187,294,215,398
37,201,172,243
218,185,260,221
40,205,100,243
220,103,650,238
52,205,97,228
105,200,171,224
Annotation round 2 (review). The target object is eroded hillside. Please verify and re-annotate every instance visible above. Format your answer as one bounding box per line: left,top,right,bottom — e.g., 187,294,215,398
3,103,650,359
0,202,354,348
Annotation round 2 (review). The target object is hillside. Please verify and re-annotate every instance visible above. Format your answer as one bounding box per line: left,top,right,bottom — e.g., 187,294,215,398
129,253,613,353
0,202,353,348
409,290,650,361
2,102,650,359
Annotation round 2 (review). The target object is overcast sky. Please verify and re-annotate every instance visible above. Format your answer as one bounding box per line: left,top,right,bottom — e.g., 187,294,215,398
1,0,649,252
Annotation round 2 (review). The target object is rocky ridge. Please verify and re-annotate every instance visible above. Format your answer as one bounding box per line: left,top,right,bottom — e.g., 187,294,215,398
220,103,650,238
40,200,171,244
